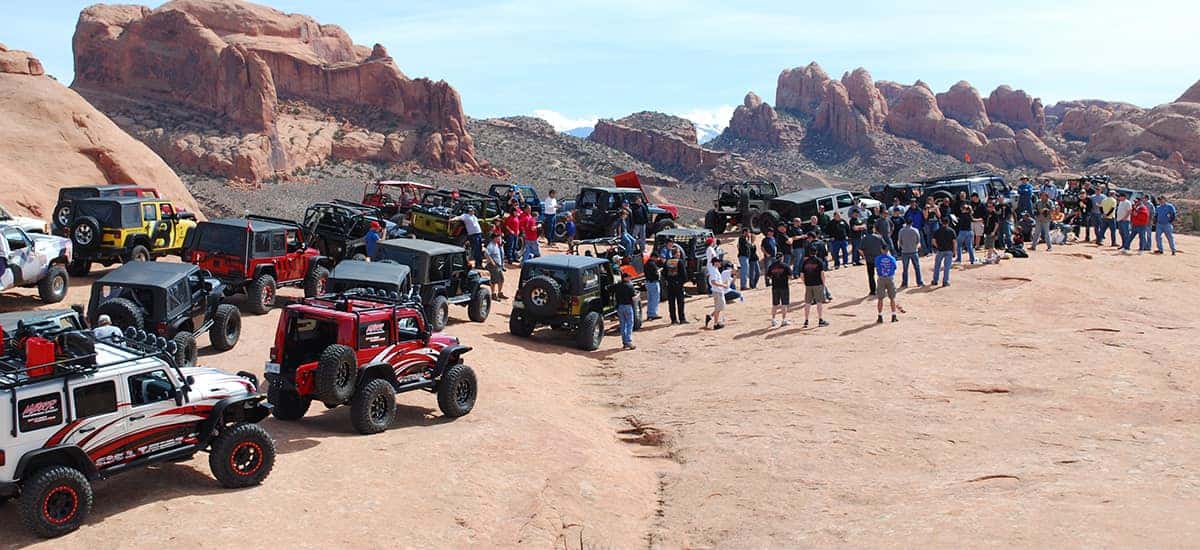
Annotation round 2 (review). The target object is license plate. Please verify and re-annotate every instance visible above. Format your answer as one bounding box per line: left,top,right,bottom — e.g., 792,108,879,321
264,362,280,374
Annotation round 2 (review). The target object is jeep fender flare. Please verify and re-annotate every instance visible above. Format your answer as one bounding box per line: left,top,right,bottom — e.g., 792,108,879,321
312,256,335,269
15,445,99,482
432,344,472,379
252,264,278,279
356,362,399,391
197,395,270,446
127,235,151,250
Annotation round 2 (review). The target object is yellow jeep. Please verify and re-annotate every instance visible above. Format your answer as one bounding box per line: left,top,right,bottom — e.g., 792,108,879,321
66,196,196,276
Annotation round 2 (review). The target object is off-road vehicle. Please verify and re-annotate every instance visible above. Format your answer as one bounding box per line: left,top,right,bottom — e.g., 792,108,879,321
65,196,196,276
361,180,433,221
704,181,780,234
374,238,491,331
1,225,72,304
488,183,543,216
573,186,678,240
301,201,398,264
86,262,241,368
51,185,160,237
508,255,643,351
184,216,333,314
870,171,1010,205
325,260,413,297
766,188,881,232
264,290,477,435
576,236,647,283
0,203,49,235
407,188,502,247
0,315,273,538
652,228,722,294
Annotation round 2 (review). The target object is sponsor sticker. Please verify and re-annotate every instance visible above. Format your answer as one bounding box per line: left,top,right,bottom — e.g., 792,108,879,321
18,392,63,432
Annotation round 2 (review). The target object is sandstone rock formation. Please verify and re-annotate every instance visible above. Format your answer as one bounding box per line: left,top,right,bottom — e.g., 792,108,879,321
885,82,984,159
0,44,200,218
1058,106,1116,140
813,80,876,152
935,81,990,130
983,86,1046,135
875,80,908,106
776,62,830,117
1176,80,1200,103
726,92,788,147
72,0,488,182
841,68,888,128
589,113,728,178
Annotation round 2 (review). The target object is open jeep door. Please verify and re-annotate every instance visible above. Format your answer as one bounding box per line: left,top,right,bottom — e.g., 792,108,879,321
613,171,679,225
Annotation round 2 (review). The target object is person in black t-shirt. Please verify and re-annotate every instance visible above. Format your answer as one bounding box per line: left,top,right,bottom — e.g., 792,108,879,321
644,255,661,320
826,212,850,269
800,249,828,328
615,271,638,350
932,217,957,286
766,255,792,327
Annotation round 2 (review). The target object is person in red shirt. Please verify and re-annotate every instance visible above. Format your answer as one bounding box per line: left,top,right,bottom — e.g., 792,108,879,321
503,209,522,263
520,205,541,261
1131,197,1152,253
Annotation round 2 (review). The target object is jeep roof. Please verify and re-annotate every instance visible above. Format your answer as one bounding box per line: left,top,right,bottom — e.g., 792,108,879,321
204,217,296,232
0,309,83,334
771,188,855,204
523,255,610,271
657,227,712,239
377,238,462,257
328,260,411,291
95,261,198,288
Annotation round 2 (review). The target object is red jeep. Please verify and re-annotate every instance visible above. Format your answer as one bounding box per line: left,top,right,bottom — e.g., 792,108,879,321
185,216,332,315
263,290,477,434
361,180,433,221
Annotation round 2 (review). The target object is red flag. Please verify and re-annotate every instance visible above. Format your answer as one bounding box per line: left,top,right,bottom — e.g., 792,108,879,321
964,152,972,163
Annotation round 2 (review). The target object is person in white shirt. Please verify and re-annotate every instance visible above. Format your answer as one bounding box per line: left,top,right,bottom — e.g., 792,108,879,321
92,314,123,341
541,189,559,236
451,206,484,266
704,261,729,330
1115,192,1134,252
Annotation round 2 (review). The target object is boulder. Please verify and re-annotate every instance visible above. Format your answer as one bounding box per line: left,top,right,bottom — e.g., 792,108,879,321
885,83,983,157
776,61,830,116
813,80,875,152
840,68,887,127
984,85,1046,135
935,81,990,130
1088,121,1145,158
1058,106,1114,140
1013,129,1064,170
0,44,44,76
983,123,1015,139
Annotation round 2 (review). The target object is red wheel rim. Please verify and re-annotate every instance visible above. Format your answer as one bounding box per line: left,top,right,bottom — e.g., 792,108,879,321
230,441,264,476
43,486,79,525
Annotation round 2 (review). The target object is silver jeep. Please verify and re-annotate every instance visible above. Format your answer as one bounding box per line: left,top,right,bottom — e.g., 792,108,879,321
0,224,72,303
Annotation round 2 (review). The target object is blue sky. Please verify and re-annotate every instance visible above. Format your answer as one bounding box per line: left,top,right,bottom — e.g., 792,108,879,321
7,0,1200,133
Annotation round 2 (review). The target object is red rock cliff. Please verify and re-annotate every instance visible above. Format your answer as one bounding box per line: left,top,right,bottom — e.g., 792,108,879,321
589,113,729,178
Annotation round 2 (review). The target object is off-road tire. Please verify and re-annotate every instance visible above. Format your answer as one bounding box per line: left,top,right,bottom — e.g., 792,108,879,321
268,383,311,421
97,297,143,330
633,299,644,331
651,218,676,235
551,219,568,242
521,275,562,317
467,287,491,322
19,466,93,538
66,258,91,277
127,244,151,263
426,295,450,332
208,423,276,489
758,209,782,234
210,304,241,351
437,363,477,418
69,216,101,251
350,377,397,435
303,265,330,298
508,312,535,337
246,273,276,315
314,344,357,405
53,205,73,233
704,210,726,234
38,266,68,303
576,311,603,351
172,331,198,368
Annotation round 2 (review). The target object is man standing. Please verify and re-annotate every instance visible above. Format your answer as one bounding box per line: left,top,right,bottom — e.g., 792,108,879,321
705,257,729,330
1155,197,1178,255
789,218,807,277
860,226,886,296
931,218,956,286
541,189,559,236
766,254,791,327
775,223,793,272
1131,197,1152,254
849,210,867,266
503,208,522,263
903,199,925,254
662,246,689,324
364,221,382,260
955,203,977,264
800,247,828,328
521,205,541,262
897,218,924,288
629,196,650,253
761,227,778,286
452,206,484,266
484,234,508,300
1115,192,1133,252
875,209,895,254
644,255,661,320
615,270,638,350
1017,176,1035,216
737,227,760,289
1099,191,1118,246
826,211,850,269
875,245,901,324
1029,193,1054,252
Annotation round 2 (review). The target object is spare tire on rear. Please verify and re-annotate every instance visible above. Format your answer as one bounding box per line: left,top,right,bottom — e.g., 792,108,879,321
96,297,144,330
314,344,357,406
70,216,102,251
521,275,562,317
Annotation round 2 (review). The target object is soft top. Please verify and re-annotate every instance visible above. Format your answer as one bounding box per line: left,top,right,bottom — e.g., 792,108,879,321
60,184,136,193
377,180,433,189
377,238,461,256
657,227,711,238
523,255,609,270
329,260,410,285
204,217,292,232
97,262,198,287
772,188,853,203
74,195,155,206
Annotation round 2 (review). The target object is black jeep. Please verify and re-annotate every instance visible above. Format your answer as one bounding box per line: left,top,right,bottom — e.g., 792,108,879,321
374,239,491,331
86,262,241,368
301,201,396,263
653,228,723,294
704,181,779,234
573,187,675,239
326,259,413,297
508,255,642,351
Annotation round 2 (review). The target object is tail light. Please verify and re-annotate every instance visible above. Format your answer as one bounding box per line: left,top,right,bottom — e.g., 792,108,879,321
155,321,169,335
269,346,277,361
0,450,5,466
104,230,121,239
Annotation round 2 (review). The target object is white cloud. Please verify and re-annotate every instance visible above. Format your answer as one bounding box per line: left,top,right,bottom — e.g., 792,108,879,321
531,109,599,132
675,106,736,144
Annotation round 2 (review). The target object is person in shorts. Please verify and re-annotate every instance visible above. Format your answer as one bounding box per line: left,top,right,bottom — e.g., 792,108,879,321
874,245,901,324
484,233,507,300
800,247,828,328
705,258,729,330
766,254,792,327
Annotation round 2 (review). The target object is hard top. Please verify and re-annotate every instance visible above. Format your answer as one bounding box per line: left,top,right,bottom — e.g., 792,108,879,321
523,254,609,270
580,187,642,195
657,227,712,238
59,184,138,194
96,261,198,287
720,180,776,189
491,183,538,192
75,195,161,207
309,201,377,215
913,171,1000,185
204,217,294,232
424,188,494,200
330,260,411,285
0,309,80,334
377,238,462,257
773,188,853,204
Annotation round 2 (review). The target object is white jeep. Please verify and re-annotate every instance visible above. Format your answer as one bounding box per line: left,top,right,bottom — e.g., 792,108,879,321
0,312,274,538
0,224,72,304
0,203,48,235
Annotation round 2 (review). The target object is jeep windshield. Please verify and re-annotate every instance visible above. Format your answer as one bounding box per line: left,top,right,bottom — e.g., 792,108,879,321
75,202,140,228
193,224,248,256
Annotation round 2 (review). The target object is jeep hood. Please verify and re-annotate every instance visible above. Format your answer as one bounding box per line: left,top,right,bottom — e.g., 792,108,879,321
183,365,257,400
29,232,71,257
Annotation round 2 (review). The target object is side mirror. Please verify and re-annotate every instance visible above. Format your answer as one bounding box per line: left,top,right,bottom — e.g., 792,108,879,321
185,375,195,386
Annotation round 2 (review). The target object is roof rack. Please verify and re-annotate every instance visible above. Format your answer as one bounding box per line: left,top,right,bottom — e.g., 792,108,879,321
308,287,424,311
912,170,998,185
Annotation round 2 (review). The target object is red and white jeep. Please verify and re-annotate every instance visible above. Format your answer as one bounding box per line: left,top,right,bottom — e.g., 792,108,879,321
0,309,274,538
264,289,477,435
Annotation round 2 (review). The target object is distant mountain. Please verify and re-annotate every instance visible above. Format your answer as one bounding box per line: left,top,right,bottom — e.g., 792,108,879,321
564,126,593,138
694,124,723,145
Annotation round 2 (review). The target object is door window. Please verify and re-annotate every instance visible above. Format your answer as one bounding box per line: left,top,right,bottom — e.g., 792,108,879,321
271,232,286,253
397,314,421,340
128,370,176,406
167,279,189,312
3,227,27,251
142,204,158,222
837,194,855,209
254,233,272,254
74,381,118,418
159,204,174,218
581,268,600,292
819,197,836,213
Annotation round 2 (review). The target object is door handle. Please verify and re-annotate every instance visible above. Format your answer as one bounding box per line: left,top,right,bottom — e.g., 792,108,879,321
78,426,96,433
129,415,145,421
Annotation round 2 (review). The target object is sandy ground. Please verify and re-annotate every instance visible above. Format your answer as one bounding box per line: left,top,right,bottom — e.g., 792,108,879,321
1,236,1198,548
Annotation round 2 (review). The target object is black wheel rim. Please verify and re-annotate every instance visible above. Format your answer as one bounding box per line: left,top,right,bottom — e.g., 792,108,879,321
454,377,473,406
370,393,390,422
337,361,353,388
134,250,148,262
57,208,71,227
230,441,263,476
226,316,240,340
43,486,78,524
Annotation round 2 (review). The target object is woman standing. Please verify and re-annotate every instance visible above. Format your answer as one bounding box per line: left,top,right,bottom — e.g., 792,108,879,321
737,227,760,290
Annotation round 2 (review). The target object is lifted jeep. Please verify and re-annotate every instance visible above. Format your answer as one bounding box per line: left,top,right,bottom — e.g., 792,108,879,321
704,180,779,234
0,314,273,538
373,238,491,331
185,216,332,315
361,180,434,221
509,255,643,351
86,262,242,368
653,228,723,294
264,290,478,435
301,201,397,264
51,185,160,237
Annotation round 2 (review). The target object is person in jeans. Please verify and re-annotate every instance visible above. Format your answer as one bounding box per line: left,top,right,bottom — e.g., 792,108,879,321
848,210,867,265
998,199,1015,250
662,246,689,324
451,206,484,266
874,245,901,323
1098,191,1118,246
615,270,638,350
629,196,650,252
1115,192,1133,252
775,223,793,272
955,203,977,264
903,199,925,254
931,219,956,286
800,247,828,328
503,209,522,263
1155,197,1178,254
644,255,662,320
897,218,924,288
541,189,559,235
860,226,885,296
1029,194,1054,252
826,211,850,269
521,205,541,261
760,227,778,286
1131,197,1152,254
874,208,895,255
789,218,807,277
736,227,760,289
766,254,792,327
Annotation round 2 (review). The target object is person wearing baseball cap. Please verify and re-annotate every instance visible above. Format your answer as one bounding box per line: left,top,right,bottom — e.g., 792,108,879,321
92,314,123,341
364,221,382,260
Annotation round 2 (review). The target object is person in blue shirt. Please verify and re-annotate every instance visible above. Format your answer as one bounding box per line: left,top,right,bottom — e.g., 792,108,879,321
1016,176,1034,216
902,199,925,253
1154,197,1178,255
874,245,901,324
364,221,381,259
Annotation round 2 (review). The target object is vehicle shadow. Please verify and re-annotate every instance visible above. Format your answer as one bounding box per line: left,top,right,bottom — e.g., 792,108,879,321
0,463,228,547
829,295,870,310
838,322,880,337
